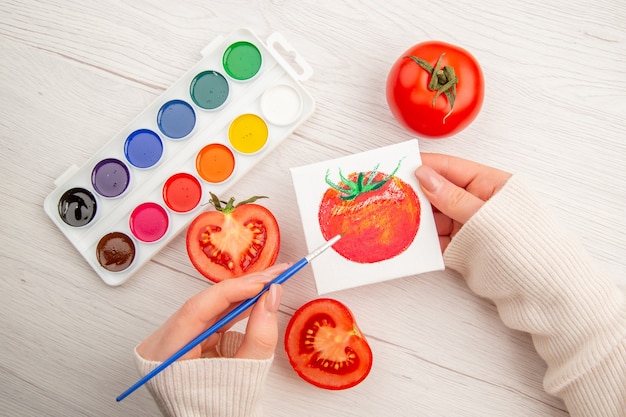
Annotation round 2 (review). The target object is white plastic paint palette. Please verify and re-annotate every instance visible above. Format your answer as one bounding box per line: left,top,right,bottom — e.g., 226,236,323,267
43,28,315,286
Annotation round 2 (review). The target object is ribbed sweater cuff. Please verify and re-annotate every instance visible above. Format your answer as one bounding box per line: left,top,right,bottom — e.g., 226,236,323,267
443,174,626,395
134,332,273,417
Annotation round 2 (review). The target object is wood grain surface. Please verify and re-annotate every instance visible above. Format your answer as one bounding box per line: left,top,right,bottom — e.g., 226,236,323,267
1,0,624,416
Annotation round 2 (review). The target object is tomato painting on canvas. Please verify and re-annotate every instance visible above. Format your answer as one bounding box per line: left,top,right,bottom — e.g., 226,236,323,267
290,140,444,295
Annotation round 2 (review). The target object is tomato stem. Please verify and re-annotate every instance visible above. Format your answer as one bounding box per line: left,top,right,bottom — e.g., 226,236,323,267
405,53,458,123
207,192,268,214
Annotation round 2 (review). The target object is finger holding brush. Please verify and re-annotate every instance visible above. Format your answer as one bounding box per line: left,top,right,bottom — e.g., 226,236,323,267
137,263,290,363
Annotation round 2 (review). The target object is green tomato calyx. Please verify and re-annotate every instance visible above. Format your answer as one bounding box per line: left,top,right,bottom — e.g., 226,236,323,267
325,159,403,201
208,192,268,214
405,52,458,123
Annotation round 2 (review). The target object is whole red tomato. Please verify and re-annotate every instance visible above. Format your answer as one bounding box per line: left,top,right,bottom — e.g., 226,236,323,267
386,41,484,138
318,164,420,263
186,193,280,282
284,298,373,390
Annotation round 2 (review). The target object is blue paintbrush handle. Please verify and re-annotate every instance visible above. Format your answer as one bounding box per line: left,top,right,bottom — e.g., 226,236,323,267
116,257,309,402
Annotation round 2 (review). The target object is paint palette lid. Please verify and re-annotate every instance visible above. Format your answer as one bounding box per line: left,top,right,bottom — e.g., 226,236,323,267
43,28,316,286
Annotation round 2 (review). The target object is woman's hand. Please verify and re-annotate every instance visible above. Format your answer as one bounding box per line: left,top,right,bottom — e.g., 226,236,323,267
136,263,289,362
415,153,512,251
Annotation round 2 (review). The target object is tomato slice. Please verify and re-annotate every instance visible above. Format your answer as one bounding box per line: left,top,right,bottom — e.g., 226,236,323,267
185,199,280,282
284,298,373,390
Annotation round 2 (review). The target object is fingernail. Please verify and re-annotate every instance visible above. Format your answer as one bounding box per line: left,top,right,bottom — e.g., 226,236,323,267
265,284,283,313
415,165,443,192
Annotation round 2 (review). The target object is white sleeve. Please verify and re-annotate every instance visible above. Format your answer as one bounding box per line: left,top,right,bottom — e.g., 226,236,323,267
134,331,273,417
443,174,626,416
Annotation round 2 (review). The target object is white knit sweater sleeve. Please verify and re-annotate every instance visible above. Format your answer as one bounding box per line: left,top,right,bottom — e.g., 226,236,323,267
134,331,272,417
443,174,626,416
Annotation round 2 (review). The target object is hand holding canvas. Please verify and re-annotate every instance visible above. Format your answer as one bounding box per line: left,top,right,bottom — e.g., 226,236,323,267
415,153,512,251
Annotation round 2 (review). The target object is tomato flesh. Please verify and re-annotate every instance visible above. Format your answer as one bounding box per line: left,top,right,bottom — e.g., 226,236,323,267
186,204,279,282
198,217,267,271
285,298,373,390
301,313,362,375
386,40,484,138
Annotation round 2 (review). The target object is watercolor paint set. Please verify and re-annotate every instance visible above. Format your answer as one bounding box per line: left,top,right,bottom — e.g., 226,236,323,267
43,28,315,286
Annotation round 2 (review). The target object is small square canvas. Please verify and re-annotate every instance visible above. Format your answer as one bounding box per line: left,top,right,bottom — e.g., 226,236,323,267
290,139,444,294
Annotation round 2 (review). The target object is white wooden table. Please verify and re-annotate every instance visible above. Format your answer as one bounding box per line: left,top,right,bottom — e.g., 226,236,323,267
1,1,624,416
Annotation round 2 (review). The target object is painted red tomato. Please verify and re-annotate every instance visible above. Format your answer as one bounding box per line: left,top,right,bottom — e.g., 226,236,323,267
186,194,280,282
318,166,420,263
284,298,373,390
386,40,484,138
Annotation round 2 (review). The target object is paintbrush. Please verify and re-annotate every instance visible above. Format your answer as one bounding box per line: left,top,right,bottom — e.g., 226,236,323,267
116,234,341,402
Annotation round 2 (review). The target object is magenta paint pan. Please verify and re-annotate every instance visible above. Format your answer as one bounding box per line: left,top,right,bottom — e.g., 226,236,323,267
129,202,169,243
43,28,316,286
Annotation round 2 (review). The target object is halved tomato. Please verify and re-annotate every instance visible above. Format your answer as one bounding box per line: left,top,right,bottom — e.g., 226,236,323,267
186,193,280,282
284,298,373,390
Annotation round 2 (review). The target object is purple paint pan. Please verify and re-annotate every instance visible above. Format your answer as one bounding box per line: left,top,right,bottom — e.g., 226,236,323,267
91,158,130,198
